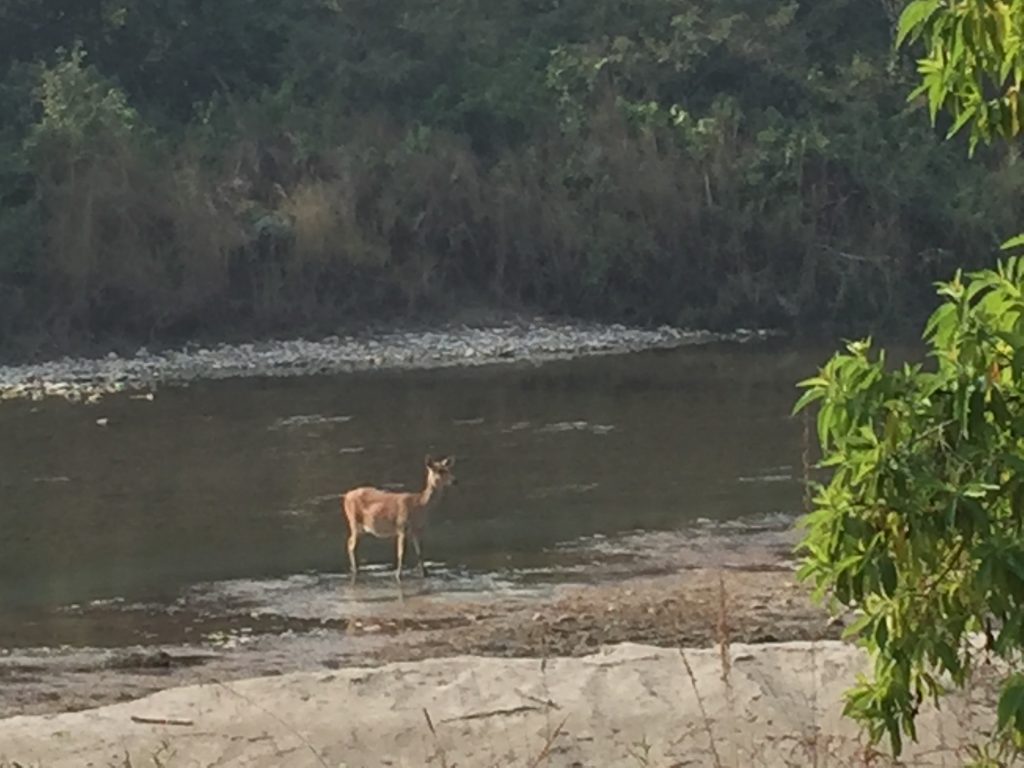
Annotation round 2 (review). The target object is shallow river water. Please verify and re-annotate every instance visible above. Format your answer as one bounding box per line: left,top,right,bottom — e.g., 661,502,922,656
0,340,828,647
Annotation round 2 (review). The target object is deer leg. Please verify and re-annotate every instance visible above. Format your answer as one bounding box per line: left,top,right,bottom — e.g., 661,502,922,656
395,531,406,582
347,531,359,583
412,535,427,578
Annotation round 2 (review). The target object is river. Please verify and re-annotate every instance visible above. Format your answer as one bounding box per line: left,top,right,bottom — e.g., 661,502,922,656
0,339,825,648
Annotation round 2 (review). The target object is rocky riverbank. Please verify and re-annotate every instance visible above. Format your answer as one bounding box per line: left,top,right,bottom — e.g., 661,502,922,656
0,320,774,403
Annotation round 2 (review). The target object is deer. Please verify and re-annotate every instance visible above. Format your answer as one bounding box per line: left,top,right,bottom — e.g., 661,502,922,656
341,455,457,582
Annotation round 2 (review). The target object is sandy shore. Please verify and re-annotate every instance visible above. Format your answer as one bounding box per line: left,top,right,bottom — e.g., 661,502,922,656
0,639,1003,767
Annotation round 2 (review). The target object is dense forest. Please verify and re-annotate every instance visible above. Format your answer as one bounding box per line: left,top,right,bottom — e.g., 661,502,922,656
1,0,1023,356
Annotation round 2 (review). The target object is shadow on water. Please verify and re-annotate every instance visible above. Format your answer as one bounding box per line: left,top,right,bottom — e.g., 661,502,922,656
0,339,843,645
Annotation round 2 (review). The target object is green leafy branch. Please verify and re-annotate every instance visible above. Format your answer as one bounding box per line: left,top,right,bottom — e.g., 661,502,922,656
897,0,1024,154
796,259,1024,760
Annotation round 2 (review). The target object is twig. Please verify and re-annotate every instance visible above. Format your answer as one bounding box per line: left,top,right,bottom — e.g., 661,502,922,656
801,408,813,514
716,572,732,686
679,648,724,768
921,540,966,594
212,680,329,768
422,708,450,768
439,704,541,723
151,738,171,768
527,715,569,768
129,715,194,727
808,640,821,768
716,572,736,766
516,688,562,710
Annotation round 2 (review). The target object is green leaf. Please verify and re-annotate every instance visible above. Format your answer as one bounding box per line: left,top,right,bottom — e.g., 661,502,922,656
842,611,874,639
994,330,1024,349
997,675,1024,731
879,556,898,596
792,386,825,415
887,716,903,756
797,375,829,388
1012,480,1024,519
1001,233,1024,251
945,103,978,139
934,642,959,675
923,302,956,342
874,616,890,650
1012,345,1024,379
897,0,941,48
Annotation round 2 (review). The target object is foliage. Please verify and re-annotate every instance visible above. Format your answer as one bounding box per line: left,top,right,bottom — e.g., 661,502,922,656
24,45,138,162
897,0,1024,154
795,262,1024,759
1,0,1024,353
795,2,1024,762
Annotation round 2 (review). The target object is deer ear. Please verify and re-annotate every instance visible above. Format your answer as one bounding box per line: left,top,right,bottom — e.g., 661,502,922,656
425,454,434,468
442,456,455,468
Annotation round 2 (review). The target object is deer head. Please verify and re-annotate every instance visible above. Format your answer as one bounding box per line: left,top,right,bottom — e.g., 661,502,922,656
425,455,457,490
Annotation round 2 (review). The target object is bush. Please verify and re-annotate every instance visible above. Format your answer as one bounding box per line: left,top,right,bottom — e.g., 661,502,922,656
796,259,1024,760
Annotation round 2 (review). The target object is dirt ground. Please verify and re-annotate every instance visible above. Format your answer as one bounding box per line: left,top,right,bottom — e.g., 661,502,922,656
360,566,838,659
0,566,841,719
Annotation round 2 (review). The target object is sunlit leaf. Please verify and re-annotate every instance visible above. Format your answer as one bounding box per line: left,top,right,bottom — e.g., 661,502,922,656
896,0,942,48
794,261,1024,753
1001,233,1024,251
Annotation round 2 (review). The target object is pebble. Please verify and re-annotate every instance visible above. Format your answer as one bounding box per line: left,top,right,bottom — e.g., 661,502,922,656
0,321,777,404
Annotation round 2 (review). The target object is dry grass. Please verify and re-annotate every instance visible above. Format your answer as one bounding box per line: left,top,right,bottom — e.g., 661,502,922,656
679,646,726,768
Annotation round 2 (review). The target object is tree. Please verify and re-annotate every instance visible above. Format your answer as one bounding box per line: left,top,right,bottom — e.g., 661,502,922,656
796,266,1024,761
897,0,1024,153
0,0,1019,351
796,1,1024,761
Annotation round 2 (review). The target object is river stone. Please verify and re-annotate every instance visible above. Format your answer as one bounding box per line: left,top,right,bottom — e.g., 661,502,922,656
0,322,776,404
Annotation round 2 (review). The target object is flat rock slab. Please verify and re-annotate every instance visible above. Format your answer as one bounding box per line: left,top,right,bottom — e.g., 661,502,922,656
0,641,999,767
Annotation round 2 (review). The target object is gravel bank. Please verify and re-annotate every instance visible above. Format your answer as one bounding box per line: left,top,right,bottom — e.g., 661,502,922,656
0,321,773,403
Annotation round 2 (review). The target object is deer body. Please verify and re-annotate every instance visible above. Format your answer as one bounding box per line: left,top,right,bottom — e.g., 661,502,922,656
342,456,456,582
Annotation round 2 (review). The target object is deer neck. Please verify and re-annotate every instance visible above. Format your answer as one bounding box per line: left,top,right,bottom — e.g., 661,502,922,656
418,482,444,509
